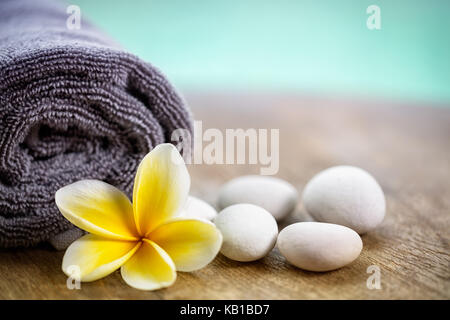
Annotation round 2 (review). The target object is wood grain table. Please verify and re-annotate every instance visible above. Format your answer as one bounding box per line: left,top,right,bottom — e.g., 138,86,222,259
0,92,449,299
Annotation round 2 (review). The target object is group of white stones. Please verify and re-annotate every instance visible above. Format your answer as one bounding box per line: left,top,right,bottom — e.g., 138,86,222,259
182,165,386,272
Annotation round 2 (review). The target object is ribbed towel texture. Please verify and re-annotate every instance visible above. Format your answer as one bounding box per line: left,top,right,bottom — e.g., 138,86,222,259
0,0,193,247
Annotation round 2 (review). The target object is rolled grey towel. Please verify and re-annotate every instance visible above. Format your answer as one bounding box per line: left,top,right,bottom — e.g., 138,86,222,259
0,0,193,248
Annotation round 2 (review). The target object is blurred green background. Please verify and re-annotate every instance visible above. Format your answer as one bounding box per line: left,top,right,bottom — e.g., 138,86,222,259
73,0,450,105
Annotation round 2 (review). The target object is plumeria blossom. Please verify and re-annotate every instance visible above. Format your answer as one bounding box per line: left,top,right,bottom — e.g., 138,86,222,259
55,143,223,290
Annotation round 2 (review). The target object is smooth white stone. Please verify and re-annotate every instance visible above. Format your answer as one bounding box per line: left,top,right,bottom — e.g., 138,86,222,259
218,175,298,221
302,166,386,234
214,204,278,262
181,196,218,221
277,222,363,272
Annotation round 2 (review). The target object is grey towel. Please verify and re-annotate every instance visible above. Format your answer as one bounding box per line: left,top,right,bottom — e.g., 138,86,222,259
0,0,193,248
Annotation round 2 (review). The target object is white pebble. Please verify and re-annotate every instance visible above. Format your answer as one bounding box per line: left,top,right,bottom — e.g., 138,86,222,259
302,166,385,234
181,196,217,221
218,175,298,221
277,222,363,272
214,204,278,262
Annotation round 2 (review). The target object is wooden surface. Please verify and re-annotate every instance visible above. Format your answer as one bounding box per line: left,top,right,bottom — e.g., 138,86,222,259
0,92,449,299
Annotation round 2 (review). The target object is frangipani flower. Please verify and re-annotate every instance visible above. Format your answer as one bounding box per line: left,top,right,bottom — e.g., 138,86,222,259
55,144,222,290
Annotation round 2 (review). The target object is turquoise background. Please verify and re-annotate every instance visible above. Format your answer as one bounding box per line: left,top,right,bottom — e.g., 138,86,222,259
73,0,450,104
